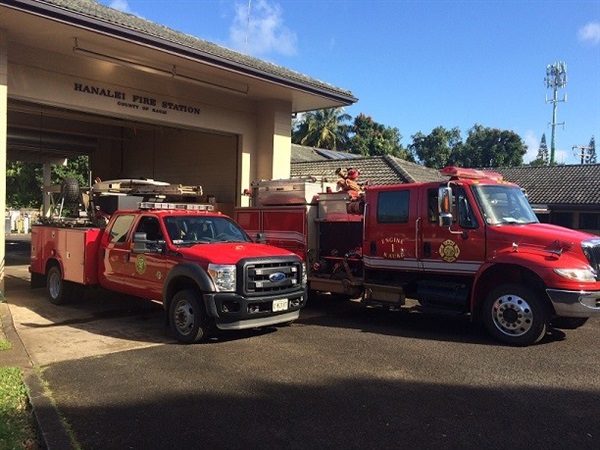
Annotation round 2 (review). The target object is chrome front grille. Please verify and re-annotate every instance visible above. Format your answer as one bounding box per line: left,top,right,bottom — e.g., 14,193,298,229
243,258,302,296
582,239,600,281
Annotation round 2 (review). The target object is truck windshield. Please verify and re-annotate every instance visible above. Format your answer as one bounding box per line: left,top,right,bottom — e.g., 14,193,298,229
164,216,252,245
471,185,539,225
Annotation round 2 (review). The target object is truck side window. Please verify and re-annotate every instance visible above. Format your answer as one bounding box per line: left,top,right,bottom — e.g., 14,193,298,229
428,189,438,222
136,217,164,241
109,214,135,243
377,190,409,223
455,188,478,229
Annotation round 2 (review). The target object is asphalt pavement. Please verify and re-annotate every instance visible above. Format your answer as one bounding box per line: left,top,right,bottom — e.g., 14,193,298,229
2,234,600,449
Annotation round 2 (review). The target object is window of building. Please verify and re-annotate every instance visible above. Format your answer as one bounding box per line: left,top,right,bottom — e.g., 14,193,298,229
552,212,573,228
579,213,600,231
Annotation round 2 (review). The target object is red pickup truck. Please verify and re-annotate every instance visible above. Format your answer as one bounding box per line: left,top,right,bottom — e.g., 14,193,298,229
30,201,307,343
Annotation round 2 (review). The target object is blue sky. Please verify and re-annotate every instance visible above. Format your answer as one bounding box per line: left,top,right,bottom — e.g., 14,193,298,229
101,0,600,165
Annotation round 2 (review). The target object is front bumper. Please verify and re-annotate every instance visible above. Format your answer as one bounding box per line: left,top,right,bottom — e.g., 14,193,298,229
203,288,306,330
546,289,600,317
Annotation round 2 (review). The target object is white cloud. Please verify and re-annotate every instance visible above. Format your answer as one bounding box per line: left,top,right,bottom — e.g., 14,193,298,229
108,0,131,13
578,22,600,45
523,130,539,163
230,0,297,56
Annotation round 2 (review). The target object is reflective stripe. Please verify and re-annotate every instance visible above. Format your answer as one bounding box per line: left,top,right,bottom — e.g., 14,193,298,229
363,255,481,274
363,256,420,270
421,260,481,274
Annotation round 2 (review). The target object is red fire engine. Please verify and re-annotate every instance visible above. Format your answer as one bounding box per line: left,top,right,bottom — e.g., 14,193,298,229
236,167,600,346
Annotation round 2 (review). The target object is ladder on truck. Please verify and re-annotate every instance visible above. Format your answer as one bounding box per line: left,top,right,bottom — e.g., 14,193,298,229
42,178,205,226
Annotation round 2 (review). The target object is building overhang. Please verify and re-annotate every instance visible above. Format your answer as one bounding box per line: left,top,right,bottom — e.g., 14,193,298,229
1,0,358,112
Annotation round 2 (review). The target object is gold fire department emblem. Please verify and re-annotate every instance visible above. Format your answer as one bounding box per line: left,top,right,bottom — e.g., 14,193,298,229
439,239,460,263
135,254,147,274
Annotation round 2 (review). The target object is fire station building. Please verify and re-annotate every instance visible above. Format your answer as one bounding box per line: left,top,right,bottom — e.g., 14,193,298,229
0,0,357,290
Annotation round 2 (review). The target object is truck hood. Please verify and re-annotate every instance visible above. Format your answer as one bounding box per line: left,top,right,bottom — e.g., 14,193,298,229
175,242,297,265
487,222,596,252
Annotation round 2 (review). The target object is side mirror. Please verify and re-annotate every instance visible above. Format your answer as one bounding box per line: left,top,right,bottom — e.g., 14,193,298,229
256,232,267,244
438,187,454,227
132,232,164,253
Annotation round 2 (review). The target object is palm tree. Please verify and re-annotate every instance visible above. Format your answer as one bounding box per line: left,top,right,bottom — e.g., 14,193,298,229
292,108,351,150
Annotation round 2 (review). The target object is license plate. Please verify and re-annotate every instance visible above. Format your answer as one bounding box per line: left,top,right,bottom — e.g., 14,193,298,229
272,299,289,312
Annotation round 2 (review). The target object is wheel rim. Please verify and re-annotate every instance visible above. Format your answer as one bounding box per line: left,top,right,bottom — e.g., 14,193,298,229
48,272,60,299
173,298,195,336
490,293,534,337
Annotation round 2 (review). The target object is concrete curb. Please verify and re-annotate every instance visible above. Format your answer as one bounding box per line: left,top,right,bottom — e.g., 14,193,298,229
0,302,74,449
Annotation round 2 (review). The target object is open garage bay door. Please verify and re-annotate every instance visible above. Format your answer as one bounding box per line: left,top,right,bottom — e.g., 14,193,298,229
7,99,239,211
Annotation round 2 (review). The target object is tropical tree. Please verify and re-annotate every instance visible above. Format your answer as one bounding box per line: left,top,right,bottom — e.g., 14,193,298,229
408,126,462,168
585,136,596,164
452,124,526,167
6,155,89,208
348,113,411,160
292,108,351,150
530,133,549,166
6,161,43,208
52,155,90,186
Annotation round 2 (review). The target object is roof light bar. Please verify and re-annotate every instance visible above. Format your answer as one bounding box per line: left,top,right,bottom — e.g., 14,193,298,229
439,166,503,181
139,202,215,211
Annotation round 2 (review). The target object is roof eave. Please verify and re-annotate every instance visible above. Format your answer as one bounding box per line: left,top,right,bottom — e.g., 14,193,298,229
5,0,357,105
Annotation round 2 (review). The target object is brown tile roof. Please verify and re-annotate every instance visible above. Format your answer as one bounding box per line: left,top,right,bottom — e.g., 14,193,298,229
291,144,361,163
291,155,443,185
290,144,329,162
494,165,600,206
291,144,600,207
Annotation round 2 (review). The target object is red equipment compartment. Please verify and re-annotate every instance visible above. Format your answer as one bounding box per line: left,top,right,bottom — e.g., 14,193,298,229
31,226,103,285
236,206,308,260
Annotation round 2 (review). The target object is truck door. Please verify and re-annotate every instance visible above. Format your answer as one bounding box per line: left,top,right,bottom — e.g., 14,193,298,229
363,187,419,273
418,185,485,276
100,213,136,292
124,215,167,300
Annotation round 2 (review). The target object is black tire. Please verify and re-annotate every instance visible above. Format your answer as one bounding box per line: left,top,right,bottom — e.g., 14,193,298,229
46,265,72,305
168,289,209,344
482,284,548,346
551,317,589,330
61,178,80,204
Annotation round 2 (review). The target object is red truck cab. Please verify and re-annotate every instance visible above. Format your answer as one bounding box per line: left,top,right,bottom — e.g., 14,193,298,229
31,201,307,343
361,167,600,345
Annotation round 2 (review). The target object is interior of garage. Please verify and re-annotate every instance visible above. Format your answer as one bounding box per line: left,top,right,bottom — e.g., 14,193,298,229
7,99,239,216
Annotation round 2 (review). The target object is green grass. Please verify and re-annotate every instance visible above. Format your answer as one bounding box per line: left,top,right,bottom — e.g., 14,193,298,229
0,367,39,449
0,339,12,350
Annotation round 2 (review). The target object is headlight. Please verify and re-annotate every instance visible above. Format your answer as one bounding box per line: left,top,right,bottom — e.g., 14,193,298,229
208,264,236,292
554,267,597,282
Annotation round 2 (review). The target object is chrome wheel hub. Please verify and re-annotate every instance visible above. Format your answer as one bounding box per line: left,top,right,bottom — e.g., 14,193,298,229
174,299,194,335
491,294,533,337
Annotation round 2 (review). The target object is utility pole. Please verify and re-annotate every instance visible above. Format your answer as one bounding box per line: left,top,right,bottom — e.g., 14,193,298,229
572,145,592,164
545,62,567,165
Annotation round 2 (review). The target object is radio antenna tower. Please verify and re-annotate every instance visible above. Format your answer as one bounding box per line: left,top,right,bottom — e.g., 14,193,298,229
545,61,567,165
245,0,252,54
